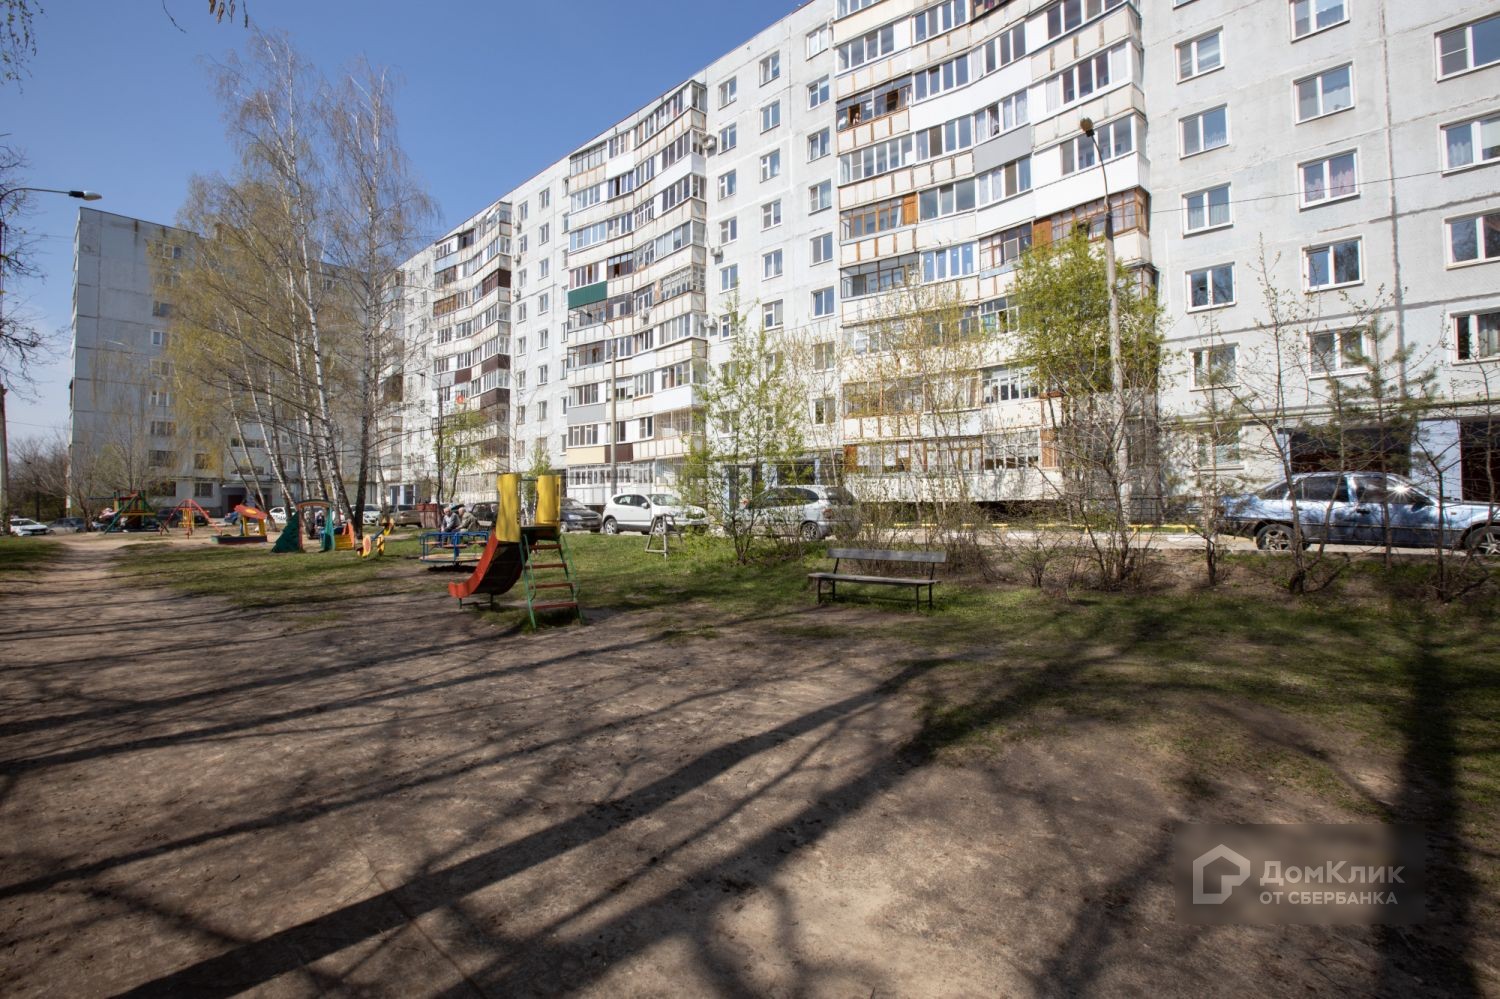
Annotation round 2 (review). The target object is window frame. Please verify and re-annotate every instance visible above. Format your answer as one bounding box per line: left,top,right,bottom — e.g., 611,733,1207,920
763,249,785,280
760,52,781,86
1177,28,1224,82
761,100,782,133
1446,210,1500,267
1180,105,1229,157
1186,263,1236,312
1437,14,1500,80
1299,149,1360,208
762,199,783,231
1452,307,1500,362
1182,183,1233,235
1441,111,1500,173
760,149,782,181
1290,0,1348,41
1190,342,1239,387
1294,63,1355,123
1303,236,1364,291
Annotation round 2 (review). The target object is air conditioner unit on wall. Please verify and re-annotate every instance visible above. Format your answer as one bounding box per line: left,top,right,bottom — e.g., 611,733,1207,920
702,134,718,154
711,245,723,260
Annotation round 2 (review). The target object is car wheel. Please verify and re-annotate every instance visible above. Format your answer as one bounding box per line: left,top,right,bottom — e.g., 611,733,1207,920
1255,523,1297,551
799,521,821,542
602,517,619,535
1466,525,1500,556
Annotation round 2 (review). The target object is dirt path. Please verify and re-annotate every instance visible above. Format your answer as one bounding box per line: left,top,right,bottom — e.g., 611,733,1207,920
0,537,1476,997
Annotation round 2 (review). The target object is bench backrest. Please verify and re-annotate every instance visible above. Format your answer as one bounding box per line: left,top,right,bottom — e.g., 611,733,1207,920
828,548,946,564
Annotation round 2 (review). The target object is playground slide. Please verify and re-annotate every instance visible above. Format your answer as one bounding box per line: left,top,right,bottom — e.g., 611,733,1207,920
447,529,524,602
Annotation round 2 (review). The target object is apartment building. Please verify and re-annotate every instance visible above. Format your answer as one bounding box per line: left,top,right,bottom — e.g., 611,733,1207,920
1149,0,1500,500
69,208,300,514
387,0,1499,511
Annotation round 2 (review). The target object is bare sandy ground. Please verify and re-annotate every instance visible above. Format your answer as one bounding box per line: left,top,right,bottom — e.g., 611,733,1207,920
0,536,1488,997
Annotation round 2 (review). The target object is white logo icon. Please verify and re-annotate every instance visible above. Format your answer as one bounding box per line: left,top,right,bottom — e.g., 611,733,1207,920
1194,844,1251,904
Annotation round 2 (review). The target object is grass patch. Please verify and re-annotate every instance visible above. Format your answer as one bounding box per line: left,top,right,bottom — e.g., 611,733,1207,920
0,537,62,577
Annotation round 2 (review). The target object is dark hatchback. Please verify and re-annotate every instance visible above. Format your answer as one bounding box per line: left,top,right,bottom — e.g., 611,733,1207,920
561,497,601,533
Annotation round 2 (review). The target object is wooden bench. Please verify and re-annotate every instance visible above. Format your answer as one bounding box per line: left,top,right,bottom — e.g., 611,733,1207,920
808,547,946,609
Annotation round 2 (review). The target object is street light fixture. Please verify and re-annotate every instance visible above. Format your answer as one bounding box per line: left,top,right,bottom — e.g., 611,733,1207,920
1,186,103,531
1079,116,1132,525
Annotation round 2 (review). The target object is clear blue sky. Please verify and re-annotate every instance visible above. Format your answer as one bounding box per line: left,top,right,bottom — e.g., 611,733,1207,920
1,0,801,441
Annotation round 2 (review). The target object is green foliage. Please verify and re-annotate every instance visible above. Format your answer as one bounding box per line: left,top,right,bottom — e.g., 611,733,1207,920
1006,226,1161,397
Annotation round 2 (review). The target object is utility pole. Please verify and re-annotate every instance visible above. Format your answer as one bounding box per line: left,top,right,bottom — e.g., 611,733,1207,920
0,187,101,532
1079,118,1132,530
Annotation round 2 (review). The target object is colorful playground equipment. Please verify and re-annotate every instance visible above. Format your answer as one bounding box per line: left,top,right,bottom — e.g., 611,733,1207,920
164,498,215,536
447,473,580,627
99,492,158,533
360,517,395,558
270,499,339,554
213,504,269,545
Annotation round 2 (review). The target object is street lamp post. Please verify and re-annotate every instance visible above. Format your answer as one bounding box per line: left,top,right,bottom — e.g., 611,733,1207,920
0,187,102,533
1078,118,1132,527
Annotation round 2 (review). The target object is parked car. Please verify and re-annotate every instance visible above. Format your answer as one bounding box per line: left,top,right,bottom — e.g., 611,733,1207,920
600,492,709,534
730,485,862,541
1219,472,1500,553
9,517,52,537
469,502,497,528
48,517,88,533
384,504,422,527
361,504,382,526
560,497,601,533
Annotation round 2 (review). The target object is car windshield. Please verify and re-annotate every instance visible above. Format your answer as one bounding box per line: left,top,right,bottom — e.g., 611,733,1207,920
562,498,588,510
649,494,683,507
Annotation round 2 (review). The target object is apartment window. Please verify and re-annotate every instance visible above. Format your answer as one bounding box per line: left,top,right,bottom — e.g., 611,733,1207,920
1197,429,1242,467
837,0,881,15
538,364,550,385
1437,14,1500,78
1443,113,1500,171
976,156,1031,205
1191,344,1238,386
807,25,831,58
764,249,784,279
517,335,527,355
761,101,781,132
150,329,167,347
1310,328,1366,373
1178,29,1222,80
719,77,737,106
982,23,1026,72
1292,0,1346,39
808,128,830,161
1305,238,1362,289
539,223,550,245
1045,43,1128,111
538,292,550,314
919,179,976,220
812,232,834,264
1184,184,1231,233
517,303,527,322
1454,308,1500,361
540,188,551,209
1060,116,1133,175
539,329,549,349
718,170,737,199
151,300,171,317
1297,65,1353,122
194,482,215,499
813,288,835,318
914,0,968,42
760,52,781,85
762,199,783,229
810,180,833,214
1181,106,1229,156
808,75,830,109
149,420,177,437
1047,0,1125,39
763,300,784,329
149,390,171,407
719,123,738,153
1188,265,1235,310
720,264,740,291
1448,211,1500,265
814,397,835,425
915,53,971,102
762,151,786,183
720,217,738,244
1301,150,1358,205
540,260,550,279
921,243,976,282
519,236,528,254
838,24,896,73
